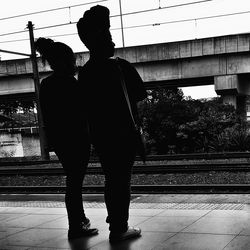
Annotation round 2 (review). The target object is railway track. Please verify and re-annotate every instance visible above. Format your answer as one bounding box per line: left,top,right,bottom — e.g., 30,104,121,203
1,184,250,194
1,151,250,166
0,162,250,176
1,152,250,194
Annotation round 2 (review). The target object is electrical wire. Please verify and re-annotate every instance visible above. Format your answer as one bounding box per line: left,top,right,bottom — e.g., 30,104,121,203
0,0,214,37
0,22,72,37
125,9,250,30
0,30,28,38
110,0,213,18
34,22,72,31
0,0,107,22
0,31,82,44
0,49,30,57
36,8,250,32
0,32,77,43
0,0,210,23
36,9,250,33
1,2,250,41
5,30,250,45
0,38,29,44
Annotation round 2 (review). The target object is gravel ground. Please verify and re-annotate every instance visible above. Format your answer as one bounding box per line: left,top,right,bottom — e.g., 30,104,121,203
0,171,250,186
1,158,250,186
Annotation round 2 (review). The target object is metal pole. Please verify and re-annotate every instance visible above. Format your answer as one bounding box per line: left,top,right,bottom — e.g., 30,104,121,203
27,21,50,160
118,0,125,47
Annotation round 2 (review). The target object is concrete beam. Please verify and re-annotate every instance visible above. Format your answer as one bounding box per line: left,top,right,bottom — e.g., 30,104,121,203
0,73,49,96
0,76,35,96
1,33,250,96
2,52,250,95
1,33,250,77
214,75,239,95
214,74,250,113
136,53,250,83
114,33,250,64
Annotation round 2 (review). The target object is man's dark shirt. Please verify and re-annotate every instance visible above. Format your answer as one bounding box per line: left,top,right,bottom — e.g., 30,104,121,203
78,57,147,140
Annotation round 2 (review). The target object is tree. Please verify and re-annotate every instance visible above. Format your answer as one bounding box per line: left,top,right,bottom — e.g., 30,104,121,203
0,99,37,128
138,87,246,154
139,87,199,154
179,98,237,153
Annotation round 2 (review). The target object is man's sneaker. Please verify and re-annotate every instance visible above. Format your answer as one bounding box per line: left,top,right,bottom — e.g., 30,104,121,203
68,227,99,240
82,218,91,230
109,227,141,243
68,218,98,240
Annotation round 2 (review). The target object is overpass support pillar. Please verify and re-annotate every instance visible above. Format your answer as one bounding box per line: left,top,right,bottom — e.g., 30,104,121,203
214,75,247,116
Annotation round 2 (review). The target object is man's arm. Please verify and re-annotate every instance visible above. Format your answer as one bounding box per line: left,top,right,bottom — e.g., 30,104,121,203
118,58,147,103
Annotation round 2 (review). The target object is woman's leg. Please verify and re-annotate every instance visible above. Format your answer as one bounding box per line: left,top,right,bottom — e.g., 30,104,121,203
55,143,90,229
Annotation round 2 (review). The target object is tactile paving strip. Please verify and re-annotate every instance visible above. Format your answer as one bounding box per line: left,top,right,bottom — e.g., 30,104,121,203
0,201,244,210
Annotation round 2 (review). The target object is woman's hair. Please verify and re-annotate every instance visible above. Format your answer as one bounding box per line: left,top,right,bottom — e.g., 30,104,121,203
35,37,75,69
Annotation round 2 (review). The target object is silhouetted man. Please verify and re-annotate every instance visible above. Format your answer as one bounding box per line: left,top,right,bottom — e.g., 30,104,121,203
77,5,147,243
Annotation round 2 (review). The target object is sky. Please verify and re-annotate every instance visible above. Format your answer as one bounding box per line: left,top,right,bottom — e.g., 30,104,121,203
1,0,250,99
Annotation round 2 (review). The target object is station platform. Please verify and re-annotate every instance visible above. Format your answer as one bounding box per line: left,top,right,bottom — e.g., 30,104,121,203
0,193,250,249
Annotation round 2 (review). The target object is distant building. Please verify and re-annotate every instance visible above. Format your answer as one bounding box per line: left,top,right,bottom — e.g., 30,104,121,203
0,112,41,157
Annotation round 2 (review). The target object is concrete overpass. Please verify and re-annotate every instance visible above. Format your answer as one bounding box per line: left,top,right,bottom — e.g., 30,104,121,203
1,33,250,113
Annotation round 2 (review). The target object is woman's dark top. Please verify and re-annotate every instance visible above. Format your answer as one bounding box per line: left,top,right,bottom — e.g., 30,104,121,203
39,73,88,150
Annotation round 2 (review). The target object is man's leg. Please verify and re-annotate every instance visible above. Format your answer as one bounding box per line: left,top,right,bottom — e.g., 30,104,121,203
99,144,142,243
95,136,136,233
104,156,134,233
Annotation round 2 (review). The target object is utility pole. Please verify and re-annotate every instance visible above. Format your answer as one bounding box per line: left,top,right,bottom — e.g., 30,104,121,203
27,21,50,160
118,0,125,47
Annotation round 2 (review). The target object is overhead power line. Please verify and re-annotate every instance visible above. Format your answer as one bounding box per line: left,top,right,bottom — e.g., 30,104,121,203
1,4,250,41
113,9,250,31
0,0,214,37
0,22,74,37
34,8,250,32
0,29,28,38
34,22,72,31
0,38,29,44
0,49,30,57
0,32,80,44
0,0,107,22
110,0,213,18
35,9,250,33
0,0,211,23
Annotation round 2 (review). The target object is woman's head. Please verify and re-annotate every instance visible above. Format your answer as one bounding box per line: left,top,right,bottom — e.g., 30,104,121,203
35,38,76,75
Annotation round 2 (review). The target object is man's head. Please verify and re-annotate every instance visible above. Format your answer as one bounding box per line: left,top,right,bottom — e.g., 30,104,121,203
77,5,115,58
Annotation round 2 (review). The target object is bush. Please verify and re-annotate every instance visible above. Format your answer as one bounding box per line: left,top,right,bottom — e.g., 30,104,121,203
139,87,248,154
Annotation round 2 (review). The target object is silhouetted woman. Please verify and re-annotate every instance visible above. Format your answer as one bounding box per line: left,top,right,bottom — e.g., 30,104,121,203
35,37,98,240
